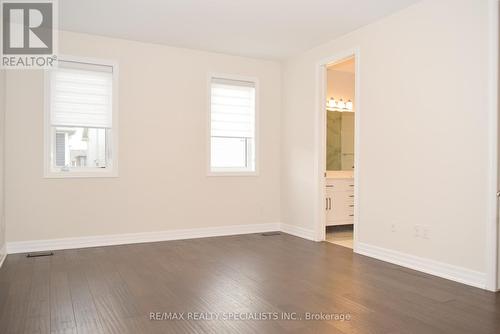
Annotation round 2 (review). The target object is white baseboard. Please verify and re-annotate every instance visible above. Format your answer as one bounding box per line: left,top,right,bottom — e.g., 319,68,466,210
6,223,281,254
0,243,6,268
280,223,316,241
355,242,486,289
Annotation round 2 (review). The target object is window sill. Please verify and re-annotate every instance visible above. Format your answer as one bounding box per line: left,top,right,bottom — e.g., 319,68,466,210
44,169,118,179
207,169,259,177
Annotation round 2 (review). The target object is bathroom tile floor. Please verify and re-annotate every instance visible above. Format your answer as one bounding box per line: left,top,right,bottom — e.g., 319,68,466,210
326,225,353,249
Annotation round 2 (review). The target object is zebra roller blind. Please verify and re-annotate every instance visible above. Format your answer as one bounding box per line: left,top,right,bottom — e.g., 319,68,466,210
210,77,256,171
50,60,113,128
210,78,255,139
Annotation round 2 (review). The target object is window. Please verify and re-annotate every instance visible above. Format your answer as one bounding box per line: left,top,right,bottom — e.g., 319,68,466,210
209,76,257,174
45,58,118,177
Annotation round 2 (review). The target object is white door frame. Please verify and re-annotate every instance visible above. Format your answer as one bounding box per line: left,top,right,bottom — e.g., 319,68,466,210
486,0,499,292
314,48,361,248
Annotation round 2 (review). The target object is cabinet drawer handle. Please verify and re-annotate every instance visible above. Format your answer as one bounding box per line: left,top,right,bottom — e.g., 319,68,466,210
326,185,334,188
349,184,354,187
349,214,354,217
328,198,332,210
349,195,354,198
349,205,354,207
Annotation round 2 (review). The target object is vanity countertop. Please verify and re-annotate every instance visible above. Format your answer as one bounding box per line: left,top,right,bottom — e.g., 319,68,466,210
326,170,354,179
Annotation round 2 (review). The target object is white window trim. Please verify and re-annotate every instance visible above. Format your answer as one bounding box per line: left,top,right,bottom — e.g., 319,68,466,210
43,55,119,178
207,72,260,177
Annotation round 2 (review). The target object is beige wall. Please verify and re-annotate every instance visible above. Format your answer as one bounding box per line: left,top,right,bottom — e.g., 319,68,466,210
0,70,5,259
326,69,355,107
5,31,281,242
281,0,491,273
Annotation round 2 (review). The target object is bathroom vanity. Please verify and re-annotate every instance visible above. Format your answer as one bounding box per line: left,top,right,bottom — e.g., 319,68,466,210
325,171,354,226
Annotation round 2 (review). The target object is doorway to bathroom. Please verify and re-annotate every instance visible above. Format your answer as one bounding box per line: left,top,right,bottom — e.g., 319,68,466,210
315,50,360,250
324,56,355,249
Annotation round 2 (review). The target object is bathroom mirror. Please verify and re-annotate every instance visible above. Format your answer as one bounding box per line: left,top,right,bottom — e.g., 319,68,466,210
326,111,354,171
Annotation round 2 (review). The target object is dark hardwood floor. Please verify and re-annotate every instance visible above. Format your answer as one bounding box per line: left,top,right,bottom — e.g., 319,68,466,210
0,233,499,334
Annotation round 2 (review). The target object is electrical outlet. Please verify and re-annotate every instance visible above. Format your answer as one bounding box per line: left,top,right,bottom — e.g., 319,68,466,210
390,223,397,233
414,224,430,239
422,225,430,239
414,225,421,238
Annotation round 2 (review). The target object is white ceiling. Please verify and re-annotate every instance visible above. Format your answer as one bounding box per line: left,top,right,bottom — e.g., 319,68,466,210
60,0,421,60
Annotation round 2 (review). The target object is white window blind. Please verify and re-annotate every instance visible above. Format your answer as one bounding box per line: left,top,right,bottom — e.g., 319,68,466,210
210,77,256,172
50,61,113,128
210,78,255,138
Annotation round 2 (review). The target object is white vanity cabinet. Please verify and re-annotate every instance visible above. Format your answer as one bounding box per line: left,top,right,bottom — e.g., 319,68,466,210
325,178,354,226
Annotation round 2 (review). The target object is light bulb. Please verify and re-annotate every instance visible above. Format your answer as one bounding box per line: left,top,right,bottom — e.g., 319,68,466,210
337,99,346,110
346,100,353,111
328,97,336,109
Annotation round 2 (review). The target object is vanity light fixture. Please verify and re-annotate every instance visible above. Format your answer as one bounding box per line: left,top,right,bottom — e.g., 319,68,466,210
345,100,353,110
337,99,346,109
328,97,336,109
326,97,354,112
